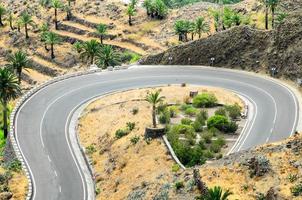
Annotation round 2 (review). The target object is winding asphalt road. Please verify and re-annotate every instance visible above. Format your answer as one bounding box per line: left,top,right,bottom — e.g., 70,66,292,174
14,66,299,200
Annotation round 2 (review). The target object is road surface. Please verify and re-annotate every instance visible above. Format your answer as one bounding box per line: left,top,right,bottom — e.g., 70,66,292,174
14,66,299,200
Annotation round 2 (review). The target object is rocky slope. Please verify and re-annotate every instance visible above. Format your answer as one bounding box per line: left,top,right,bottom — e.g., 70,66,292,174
141,10,302,81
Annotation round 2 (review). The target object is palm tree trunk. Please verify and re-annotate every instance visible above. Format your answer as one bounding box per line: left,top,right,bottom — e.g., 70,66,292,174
25,24,29,39
152,105,156,128
91,56,94,65
51,44,55,59
191,33,194,40
17,24,20,32
128,15,132,26
198,32,201,39
9,21,14,30
100,36,103,44
3,101,8,138
265,5,269,30
0,15,3,26
271,7,275,29
45,44,49,51
18,69,22,84
55,9,58,30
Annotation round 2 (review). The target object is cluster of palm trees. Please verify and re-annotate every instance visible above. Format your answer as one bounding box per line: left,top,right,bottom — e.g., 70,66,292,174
0,50,30,138
74,39,120,69
197,186,233,200
142,0,168,19
174,16,209,42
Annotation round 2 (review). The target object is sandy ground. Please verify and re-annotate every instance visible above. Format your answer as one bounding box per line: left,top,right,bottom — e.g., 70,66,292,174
78,85,243,200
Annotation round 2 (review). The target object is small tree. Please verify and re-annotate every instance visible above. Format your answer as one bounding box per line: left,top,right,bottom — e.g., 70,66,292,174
127,5,136,26
195,16,209,39
39,23,50,51
96,45,120,69
66,0,75,20
145,90,165,128
174,20,190,42
7,11,15,30
268,0,279,29
0,68,21,138
80,39,101,64
19,12,35,39
44,31,61,59
197,186,233,200
6,51,31,84
0,4,6,26
51,0,63,30
96,23,107,44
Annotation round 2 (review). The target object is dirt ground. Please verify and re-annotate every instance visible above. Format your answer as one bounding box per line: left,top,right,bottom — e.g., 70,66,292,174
200,134,302,200
78,85,243,200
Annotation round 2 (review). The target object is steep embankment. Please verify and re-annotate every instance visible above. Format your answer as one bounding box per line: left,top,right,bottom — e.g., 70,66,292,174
141,12,302,81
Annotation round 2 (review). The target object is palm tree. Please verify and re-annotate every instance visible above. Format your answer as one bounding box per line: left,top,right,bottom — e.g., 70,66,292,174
127,5,136,26
0,4,6,26
19,12,35,39
96,45,120,69
0,68,21,138
198,186,233,200
39,23,50,51
51,0,63,30
268,0,279,29
195,16,209,39
96,23,107,44
262,0,269,30
66,0,75,20
174,20,190,42
44,32,61,59
7,11,15,30
145,90,165,128
80,39,101,64
143,0,152,16
73,41,82,53
6,51,31,84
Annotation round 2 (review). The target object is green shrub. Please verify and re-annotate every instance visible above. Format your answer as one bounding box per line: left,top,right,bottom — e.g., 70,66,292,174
202,132,213,144
216,153,223,159
291,182,302,196
180,104,191,111
130,135,140,145
207,115,238,133
174,181,184,190
115,129,129,139
196,109,208,122
159,109,171,124
203,150,214,159
288,174,299,183
215,107,227,116
157,103,168,114
171,164,180,172
126,122,136,131
185,107,198,116
210,142,221,153
215,136,226,146
198,140,206,150
181,118,193,125
86,145,97,155
131,107,139,115
225,103,241,120
193,93,217,108
0,172,12,185
5,159,22,172
208,127,220,136
192,120,203,132
169,106,179,118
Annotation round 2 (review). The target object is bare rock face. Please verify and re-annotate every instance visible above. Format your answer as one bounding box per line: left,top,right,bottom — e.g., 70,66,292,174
141,11,302,81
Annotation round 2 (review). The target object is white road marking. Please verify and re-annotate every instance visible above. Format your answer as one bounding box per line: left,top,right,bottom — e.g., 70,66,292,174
54,170,58,177
47,155,51,162
59,186,62,193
